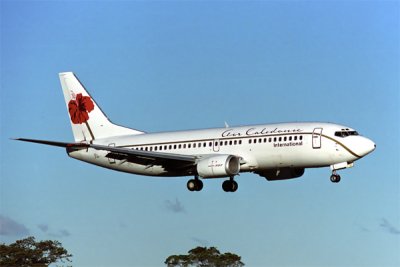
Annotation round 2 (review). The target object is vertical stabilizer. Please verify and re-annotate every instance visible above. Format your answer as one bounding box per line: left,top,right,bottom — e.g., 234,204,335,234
59,72,144,142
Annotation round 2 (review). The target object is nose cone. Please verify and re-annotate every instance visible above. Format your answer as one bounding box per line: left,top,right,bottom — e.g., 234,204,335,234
355,137,376,157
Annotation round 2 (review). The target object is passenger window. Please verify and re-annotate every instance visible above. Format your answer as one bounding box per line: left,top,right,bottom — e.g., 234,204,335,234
269,138,272,142
234,140,237,145
178,144,182,149
203,142,207,147
193,143,196,148
300,136,303,141
239,140,242,145
289,136,292,141
188,144,191,149
154,147,157,151
284,137,287,141
174,144,177,149
209,142,212,147
229,140,233,145
279,137,282,142
274,137,277,142
249,139,252,144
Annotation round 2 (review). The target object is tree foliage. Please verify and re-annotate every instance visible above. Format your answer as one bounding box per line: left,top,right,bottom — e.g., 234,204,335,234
0,236,72,267
165,246,244,267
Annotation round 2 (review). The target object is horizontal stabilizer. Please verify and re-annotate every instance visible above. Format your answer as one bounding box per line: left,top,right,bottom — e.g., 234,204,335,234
14,138,88,148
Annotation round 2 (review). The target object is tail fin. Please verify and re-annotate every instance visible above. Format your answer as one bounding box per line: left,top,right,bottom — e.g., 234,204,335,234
59,72,144,142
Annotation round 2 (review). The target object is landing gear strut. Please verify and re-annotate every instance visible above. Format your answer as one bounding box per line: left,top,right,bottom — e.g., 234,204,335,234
187,176,203,191
330,170,341,183
222,176,238,192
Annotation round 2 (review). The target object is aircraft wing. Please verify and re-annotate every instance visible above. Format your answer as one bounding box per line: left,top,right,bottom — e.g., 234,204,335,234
15,138,198,171
89,144,198,171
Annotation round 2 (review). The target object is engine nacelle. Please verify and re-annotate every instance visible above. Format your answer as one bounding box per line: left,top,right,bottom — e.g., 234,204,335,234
197,155,240,178
258,168,305,181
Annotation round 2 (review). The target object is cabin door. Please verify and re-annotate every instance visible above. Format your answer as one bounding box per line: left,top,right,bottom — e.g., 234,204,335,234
312,128,323,149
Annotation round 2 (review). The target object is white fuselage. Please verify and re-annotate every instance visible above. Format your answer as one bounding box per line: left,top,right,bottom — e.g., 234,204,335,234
68,122,375,178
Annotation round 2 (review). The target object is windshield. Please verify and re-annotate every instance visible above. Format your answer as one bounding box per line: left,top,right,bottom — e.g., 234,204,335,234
334,130,359,138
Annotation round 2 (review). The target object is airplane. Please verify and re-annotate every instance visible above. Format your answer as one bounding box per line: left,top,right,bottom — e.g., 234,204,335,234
16,72,376,192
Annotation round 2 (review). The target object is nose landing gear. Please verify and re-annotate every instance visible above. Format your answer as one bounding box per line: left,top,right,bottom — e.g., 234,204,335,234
330,170,341,183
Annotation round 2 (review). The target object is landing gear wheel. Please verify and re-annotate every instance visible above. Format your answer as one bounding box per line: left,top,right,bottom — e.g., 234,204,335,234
330,174,341,183
187,179,197,191
196,179,203,191
187,178,203,191
222,180,231,192
231,180,238,192
222,180,238,192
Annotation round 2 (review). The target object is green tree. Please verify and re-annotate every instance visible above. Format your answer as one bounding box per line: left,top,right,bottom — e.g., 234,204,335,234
0,236,72,267
165,246,244,267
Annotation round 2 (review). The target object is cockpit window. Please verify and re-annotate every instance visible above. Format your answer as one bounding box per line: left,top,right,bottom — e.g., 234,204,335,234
335,130,359,137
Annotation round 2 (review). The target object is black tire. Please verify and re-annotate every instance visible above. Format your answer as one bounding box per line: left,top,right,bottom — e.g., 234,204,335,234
330,174,341,183
232,181,238,192
187,179,196,191
222,180,231,192
196,179,203,191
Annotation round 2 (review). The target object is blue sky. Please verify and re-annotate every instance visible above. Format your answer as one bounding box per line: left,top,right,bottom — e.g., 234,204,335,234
1,1,399,266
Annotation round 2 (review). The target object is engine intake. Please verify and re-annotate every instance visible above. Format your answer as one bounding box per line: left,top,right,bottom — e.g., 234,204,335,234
197,155,240,178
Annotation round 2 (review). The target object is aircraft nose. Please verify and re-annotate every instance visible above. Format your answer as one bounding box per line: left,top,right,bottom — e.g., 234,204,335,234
357,137,376,157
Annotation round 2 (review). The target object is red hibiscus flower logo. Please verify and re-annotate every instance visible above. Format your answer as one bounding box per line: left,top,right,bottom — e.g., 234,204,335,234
68,93,95,124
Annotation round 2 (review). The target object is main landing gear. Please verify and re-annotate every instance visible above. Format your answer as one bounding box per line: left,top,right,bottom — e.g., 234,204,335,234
222,177,238,192
187,176,203,192
186,176,239,192
330,170,341,183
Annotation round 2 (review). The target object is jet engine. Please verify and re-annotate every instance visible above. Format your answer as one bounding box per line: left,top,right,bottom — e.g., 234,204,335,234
197,155,240,178
257,168,305,181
